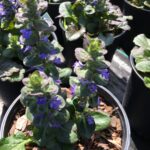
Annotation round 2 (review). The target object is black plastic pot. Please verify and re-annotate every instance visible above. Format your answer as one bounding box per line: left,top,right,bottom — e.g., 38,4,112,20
59,19,83,67
123,55,150,139
123,0,150,35
47,3,64,46
0,86,131,150
0,81,23,108
0,32,57,108
105,30,127,61
122,0,150,55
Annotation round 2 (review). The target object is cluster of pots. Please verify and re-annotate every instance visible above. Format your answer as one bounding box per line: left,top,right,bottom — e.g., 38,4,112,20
0,0,150,149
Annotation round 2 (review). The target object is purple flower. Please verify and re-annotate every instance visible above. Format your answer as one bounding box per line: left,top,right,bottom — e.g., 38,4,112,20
22,45,32,53
37,97,47,105
97,97,101,106
70,84,77,96
50,49,58,55
80,79,90,85
73,61,84,68
40,36,48,42
29,66,45,72
20,29,32,39
86,115,94,125
53,57,62,65
97,69,109,80
51,122,61,128
50,96,62,110
39,53,48,60
37,66,45,71
55,79,62,85
91,0,98,6
34,113,45,119
0,3,6,18
88,83,97,94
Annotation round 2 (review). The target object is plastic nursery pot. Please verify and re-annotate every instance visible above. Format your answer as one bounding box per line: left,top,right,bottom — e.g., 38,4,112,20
0,81,23,108
0,32,57,108
123,55,150,139
59,19,83,67
104,30,127,62
47,3,64,46
47,1,75,46
123,0,150,36
0,86,131,150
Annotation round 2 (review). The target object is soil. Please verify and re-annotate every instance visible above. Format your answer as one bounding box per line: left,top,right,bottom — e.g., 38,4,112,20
8,89,122,150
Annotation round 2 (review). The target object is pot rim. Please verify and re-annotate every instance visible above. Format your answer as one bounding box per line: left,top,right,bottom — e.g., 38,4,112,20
0,86,131,150
130,54,144,81
97,85,131,150
59,18,126,40
124,0,150,12
48,0,75,5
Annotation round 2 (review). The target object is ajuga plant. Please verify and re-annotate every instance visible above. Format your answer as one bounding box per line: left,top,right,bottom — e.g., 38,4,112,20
59,0,131,43
0,0,25,81
0,0,65,82
131,34,150,88
48,0,72,3
0,38,111,149
128,0,150,9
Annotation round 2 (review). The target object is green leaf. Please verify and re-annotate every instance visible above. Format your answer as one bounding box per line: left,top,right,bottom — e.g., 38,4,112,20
75,48,91,62
57,121,78,144
144,1,150,8
133,34,150,50
59,67,72,79
89,111,111,131
98,33,114,46
45,84,59,94
69,76,80,86
77,115,95,139
93,73,108,85
29,71,43,87
0,132,33,150
84,5,95,15
55,109,70,124
74,68,89,79
25,107,34,121
0,60,25,82
65,26,85,41
59,2,72,17
23,53,42,67
136,60,150,73
144,77,150,88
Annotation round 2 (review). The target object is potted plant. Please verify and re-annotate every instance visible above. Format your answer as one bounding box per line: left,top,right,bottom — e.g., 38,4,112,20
58,0,131,62
0,0,63,107
47,0,75,20
123,0,150,35
46,0,75,47
123,34,150,140
0,0,25,107
0,35,130,149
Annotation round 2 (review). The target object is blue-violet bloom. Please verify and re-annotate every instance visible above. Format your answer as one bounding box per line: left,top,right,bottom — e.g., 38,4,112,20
88,82,97,94
50,96,62,110
37,97,47,105
70,84,77,96
86,115,95,125
53,57,62,65
39,53,48,60
20,29,32,39
97,69,109,80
